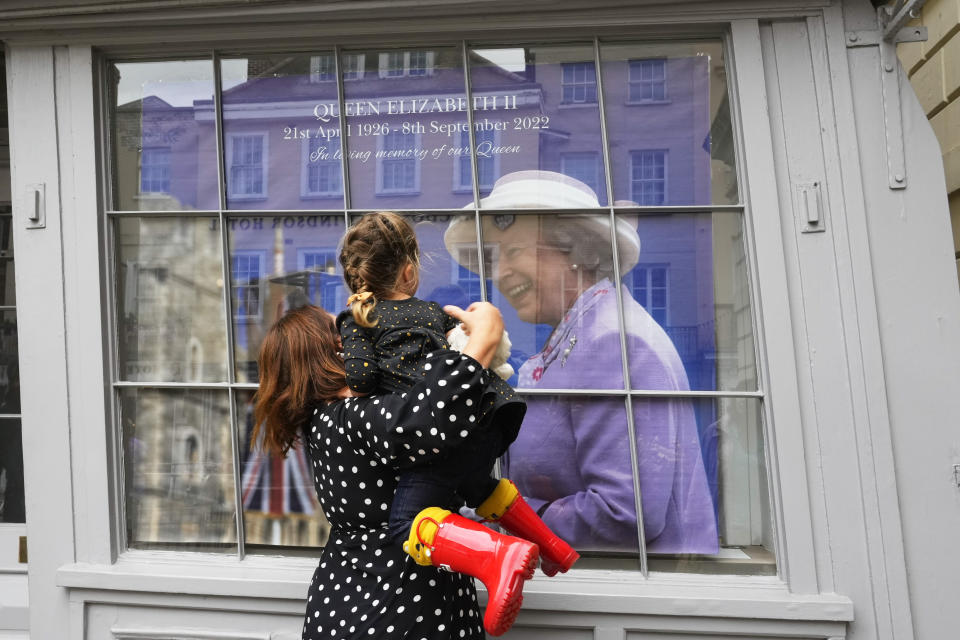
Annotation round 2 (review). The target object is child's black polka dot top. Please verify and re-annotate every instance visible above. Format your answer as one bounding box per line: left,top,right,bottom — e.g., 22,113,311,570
301,351,498,640
337,297,459,396
336,297,519,427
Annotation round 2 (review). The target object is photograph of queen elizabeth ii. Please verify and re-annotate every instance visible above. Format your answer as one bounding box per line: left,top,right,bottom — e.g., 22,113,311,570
445,171,719,555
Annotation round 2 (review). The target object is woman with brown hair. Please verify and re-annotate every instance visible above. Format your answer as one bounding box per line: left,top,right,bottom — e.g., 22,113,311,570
253,301,540,639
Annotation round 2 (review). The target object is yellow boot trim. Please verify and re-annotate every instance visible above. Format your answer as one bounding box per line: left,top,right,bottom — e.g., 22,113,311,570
402,507,452,566
475,478,520,520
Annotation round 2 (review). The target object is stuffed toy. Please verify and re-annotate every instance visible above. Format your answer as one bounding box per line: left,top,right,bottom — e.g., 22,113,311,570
446,323,515,381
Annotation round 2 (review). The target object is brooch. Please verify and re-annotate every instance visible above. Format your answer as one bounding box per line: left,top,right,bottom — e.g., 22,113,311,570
560,335,577,367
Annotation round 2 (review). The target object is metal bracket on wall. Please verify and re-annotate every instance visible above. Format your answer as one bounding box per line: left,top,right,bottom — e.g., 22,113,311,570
846,0,929,190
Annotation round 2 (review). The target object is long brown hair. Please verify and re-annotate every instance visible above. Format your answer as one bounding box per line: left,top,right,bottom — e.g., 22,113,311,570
252,305,347,457
339,212,420,327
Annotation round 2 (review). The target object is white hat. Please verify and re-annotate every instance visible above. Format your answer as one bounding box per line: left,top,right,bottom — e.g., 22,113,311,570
444,170,641,274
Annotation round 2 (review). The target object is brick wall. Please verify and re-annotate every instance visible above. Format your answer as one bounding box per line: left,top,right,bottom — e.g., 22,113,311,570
898,0,960,282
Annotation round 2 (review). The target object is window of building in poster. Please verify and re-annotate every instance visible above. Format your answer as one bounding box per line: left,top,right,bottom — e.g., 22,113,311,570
105,39,771,575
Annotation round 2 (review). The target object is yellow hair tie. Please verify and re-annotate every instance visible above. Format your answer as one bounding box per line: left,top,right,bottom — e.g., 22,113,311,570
347,291,374,306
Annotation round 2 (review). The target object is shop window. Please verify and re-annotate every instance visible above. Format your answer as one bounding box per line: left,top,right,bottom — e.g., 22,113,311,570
631,264,669,326
561,62,598,104
309,55,335,83
309,53,365,82
377,130,420,195
628,58,668,103
560,152,601,196
378,50,435,78
342,54,365,80
454,128,498,192
227,134,268,200
451,245,495,304
139,147,171,194
630,150,667,205
232,251,264,321
297,249,342,312
105,41,771,574
408,51,430,76
302,136,343,198
221,54,344,210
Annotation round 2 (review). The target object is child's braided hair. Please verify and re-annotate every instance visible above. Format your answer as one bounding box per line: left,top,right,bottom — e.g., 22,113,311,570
339,212,420,327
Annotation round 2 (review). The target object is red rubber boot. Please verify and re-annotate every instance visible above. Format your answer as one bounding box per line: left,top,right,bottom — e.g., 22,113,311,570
412,510,539,636
483,479,580,577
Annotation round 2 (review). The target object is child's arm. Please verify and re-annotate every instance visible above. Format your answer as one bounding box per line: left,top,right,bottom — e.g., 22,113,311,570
338,313,380,395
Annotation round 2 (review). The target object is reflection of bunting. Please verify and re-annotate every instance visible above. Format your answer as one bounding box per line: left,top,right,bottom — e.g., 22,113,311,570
241,439,318,517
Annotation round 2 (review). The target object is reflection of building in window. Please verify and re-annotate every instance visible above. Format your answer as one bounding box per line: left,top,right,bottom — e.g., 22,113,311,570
297,249,342,311
561,62,597,104
125,390,235,544
377,130,420,195
232,251,264,320
172,425,202,482
309,55,335,83
631,264,669,326
453,245,495,303
228,134,267,199
185,337,205,383
130,266,165,373
342,54,365,80
140,147,171,194
628,59,667,103
454,128,497,192
302,136,342,198
379,51,435,78
408,51,429,76
630,150,667,205
309,53,365,82
560,152,600,196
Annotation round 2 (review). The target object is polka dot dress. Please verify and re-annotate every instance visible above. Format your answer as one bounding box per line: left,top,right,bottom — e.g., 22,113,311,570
302,351,519,639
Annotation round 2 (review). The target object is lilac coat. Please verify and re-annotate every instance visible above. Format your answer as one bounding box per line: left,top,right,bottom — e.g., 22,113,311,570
503,280,718,554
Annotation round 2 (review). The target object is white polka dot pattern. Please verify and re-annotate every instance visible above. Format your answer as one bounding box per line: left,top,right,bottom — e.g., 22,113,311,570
301,352,498,640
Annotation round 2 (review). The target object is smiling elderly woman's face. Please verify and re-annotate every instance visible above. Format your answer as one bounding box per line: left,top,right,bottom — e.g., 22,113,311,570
484,216,582,327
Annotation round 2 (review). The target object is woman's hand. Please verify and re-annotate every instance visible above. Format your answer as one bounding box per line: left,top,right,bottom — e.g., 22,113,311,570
443,302,504,368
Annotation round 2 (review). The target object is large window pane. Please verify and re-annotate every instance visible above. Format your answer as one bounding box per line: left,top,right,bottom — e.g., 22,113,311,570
503,395,773,574
221,54,345,210
624,212,758,392
341,47,474,209
468,45,609,206
109,60,219,211
228,213,477,382
236,390,329,550
121,388,236,551
461,212,626,389
227,214,347,382
349,212,485,307
646,397,774,576
502,395,640,555
116,217,228,382
0,419,24,523
599,41,739,206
